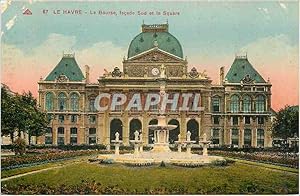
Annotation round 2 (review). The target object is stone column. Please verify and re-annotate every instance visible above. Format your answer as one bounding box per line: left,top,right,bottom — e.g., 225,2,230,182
252,129,257,147
180,113,186,142
142,112,148,144
65,126,70,144
97,113,104,144
123,113,129,145
53,126,58,145
239,129,244,148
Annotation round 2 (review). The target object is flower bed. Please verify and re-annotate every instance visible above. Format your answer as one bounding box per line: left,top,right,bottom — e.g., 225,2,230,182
210,151,299,168
1,150,98,170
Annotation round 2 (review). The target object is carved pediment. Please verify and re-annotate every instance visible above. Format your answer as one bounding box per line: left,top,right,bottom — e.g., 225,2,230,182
127,48,183,63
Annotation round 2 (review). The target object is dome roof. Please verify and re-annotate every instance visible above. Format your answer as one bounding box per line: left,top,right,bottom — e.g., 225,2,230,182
127,24,183,59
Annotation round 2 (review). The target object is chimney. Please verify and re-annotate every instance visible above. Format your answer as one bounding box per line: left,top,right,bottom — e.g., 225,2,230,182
85,65,90,83
220,66,224,85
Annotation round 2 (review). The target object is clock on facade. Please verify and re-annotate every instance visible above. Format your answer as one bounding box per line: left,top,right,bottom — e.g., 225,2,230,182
151,67,160,76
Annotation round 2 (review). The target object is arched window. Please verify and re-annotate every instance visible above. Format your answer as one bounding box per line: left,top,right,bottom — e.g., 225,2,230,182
187,119,199,142
256,95,265,112
243,95,251,112
168,119,180,144
70,93,79,111
230,95,239,113
58,92,67,111
212,96,220,112
148,119,158,144
45,92,54,111
129,119,142,140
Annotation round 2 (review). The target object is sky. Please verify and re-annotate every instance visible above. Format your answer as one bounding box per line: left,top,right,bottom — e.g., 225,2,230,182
1,0,299,111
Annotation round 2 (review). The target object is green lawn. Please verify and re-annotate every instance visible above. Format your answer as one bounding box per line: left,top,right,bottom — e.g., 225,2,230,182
1,161,298,194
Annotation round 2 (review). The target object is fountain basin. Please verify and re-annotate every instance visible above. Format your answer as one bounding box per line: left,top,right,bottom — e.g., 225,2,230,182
97,152,224,165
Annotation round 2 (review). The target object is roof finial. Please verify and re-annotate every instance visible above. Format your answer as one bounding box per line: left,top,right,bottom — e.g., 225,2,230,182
142,20,144,25
166,19,168,24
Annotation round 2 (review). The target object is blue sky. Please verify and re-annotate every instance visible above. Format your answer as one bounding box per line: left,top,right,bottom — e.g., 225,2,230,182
2,1,298,54
1,0,299,110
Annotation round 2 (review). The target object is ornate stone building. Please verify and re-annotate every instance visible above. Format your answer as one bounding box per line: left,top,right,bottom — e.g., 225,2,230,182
38,23,273,148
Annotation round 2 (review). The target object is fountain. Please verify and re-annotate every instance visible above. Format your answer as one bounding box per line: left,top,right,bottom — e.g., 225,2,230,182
97,64,224,166
111,132,122,155
200,133,211,156
183,131,196,157
129,130,142,157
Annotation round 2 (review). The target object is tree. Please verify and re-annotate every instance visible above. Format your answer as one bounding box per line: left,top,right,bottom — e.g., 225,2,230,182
1,86,18,142
272,105,299,140
16,91,49,144
1,85,49,144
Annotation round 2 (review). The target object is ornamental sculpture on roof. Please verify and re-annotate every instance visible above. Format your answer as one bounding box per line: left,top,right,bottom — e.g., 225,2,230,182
188,67,199,78
111,67,122,77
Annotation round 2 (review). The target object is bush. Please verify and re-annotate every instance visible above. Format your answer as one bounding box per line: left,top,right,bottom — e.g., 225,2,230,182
160,161,166,167
211,160,228,167
13,138,26,155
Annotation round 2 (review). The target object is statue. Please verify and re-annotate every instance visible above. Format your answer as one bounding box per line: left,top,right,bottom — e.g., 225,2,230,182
160,64,166,78
203,133,207,142
139,132,143,142
115,132,119,142
186,131,191,142
134,130,139,142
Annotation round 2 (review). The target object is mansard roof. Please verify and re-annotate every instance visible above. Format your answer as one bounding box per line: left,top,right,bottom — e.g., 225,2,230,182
45,54,85,81
225,56,266,83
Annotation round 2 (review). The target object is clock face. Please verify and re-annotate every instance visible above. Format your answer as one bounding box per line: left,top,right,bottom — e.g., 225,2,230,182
151,68,160,76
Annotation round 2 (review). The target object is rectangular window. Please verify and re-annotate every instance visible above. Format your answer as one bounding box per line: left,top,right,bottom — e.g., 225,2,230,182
45,136,52,145
89,137,96,145
213,116,219,125
57,137,64,145
212,97,220,112
58,127,64,135
71,115,77,123
89,115,96,124
245,116,251,124
212,129,219,144
232,116,239,125
244,129,252,147
231,128,239,146
89,99,96,112
258,117,264,125
89,128,96,135
58,115,64,123
70,137,77,145
257,129,264,147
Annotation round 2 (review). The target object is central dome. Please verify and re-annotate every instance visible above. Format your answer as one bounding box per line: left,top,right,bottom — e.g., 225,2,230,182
127,23,183,59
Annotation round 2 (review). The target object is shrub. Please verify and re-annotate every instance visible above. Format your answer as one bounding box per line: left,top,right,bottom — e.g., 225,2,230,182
211,160,228,166
160,161,166,167
12,138,26,155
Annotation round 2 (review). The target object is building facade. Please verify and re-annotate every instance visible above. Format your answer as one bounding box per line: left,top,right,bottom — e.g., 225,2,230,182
37,23,273,147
